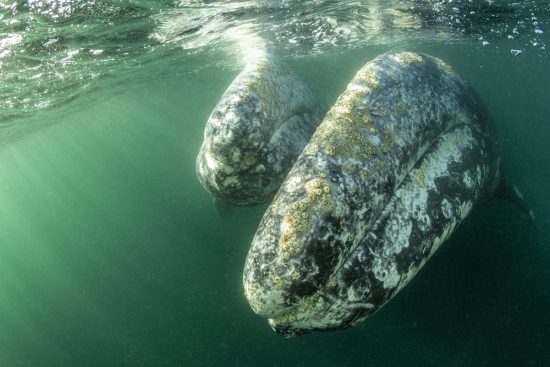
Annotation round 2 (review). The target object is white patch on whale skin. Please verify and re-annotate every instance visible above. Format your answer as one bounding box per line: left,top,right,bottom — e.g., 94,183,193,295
382,210,414,255
285,174,303,192
441,198,453,219
222,175,240,187
368,134,381,146
231,149,242,163
204,151,220,172
373,255,403,290
463,170,474,189
203,150,237,177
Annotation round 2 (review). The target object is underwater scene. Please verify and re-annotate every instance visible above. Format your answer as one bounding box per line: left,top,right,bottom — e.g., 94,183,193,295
1,0,549,366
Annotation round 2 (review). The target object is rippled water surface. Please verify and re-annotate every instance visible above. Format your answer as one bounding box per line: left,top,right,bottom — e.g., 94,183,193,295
1,1,549,366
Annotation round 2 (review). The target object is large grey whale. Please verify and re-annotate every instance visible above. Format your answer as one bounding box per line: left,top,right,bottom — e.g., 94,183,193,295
242,51,524,336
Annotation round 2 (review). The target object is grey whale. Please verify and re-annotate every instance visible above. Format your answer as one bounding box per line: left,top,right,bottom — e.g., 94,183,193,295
196,57,323,206
242,51,527,336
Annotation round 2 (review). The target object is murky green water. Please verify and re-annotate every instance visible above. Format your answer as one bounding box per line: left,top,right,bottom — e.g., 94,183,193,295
1,1,549,366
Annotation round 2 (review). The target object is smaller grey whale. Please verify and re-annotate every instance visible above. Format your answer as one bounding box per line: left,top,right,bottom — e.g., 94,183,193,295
196,56,323,206
243,51,530,336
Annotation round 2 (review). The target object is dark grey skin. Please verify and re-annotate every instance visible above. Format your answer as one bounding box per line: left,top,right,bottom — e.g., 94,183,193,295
243,51,503,336
196,56,323,206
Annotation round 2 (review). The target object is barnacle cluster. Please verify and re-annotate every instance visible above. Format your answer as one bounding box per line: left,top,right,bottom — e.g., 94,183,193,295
290,268,302,281
414,170,425,187
305,178,334,213
301,65,388,164
304,143,320,155
355,66,381,91
434,57,459,80
326,144,337,157
278,177,334,261
342,161,357,174
279,199,311,260
393,51,424,65
270,273,284,289
313,101,378,162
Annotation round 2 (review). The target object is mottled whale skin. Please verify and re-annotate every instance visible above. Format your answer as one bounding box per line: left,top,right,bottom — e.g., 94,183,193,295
243,52,500,336
196,56,323,206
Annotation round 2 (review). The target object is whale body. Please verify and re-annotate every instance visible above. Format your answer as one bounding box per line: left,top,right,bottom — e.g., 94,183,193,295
243,51,502,336
196,56,323,206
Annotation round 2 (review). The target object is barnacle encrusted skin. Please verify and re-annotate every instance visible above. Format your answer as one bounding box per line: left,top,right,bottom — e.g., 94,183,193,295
196,56,323,206
269,124,499,336
243,51,500,335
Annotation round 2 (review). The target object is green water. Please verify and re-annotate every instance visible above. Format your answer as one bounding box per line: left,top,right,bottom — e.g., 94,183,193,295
1,1,550,366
